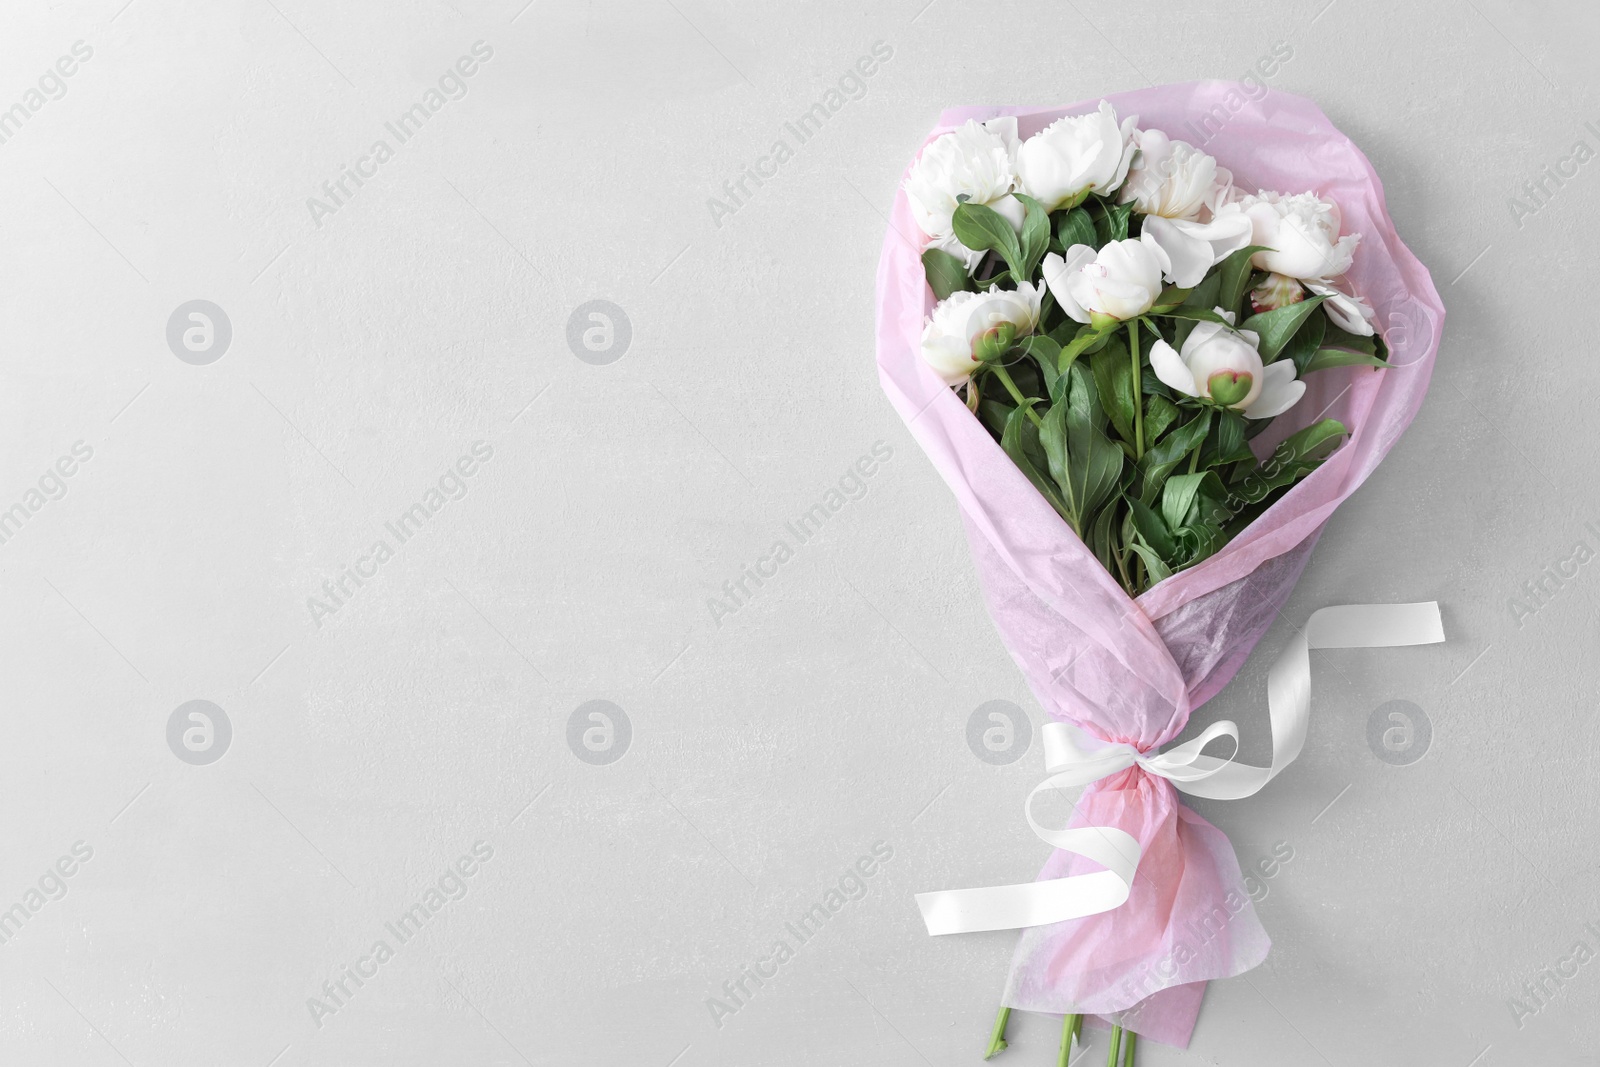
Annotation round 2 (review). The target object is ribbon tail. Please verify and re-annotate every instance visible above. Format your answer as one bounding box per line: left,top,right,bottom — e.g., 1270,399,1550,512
916,827,1140,935
1175,602,1445,802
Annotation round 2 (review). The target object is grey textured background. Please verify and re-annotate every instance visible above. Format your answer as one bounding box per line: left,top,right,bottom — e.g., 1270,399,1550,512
2,0,1597,1064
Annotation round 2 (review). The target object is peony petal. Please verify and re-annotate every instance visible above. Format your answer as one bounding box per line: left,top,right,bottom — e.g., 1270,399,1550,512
1307,282,1376,336
1148,338,1197,397
989,193,1027,233
1245,361,1304,418
1042,247,1096,324
1139,216,1211,288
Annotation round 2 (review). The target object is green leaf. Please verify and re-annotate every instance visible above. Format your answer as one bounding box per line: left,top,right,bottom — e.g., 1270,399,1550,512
1280,311,1326,375
1207,409,1251,466
1302,348,1390,374
1063,361,1103,431
1041,371,1124,534
1088,497,1120,573
1240,295,1328,361
976,396,1013,440
1105,201,1133,242
974,268,1011,290
1182,270,1222,312
1144,395,1180,443
1150,284,1191,313
953,201,1024,277
1016,193,1051,281
1227,418,1347,506
1321,322,1378,355
1138,409,1212,503
1216,246,1271,317
1055,323,1112,376
1161,472,1208,533
1091,336,1137,446
1129,497,1178,560
1015,335,1063,394
1055,206,1096,251
1177,519,1226,566
1156,306,1232,325
1001,403,1072,521
921,247,973,301
1126,537,1174,585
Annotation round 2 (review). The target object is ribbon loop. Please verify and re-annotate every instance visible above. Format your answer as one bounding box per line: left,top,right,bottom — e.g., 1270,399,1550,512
916,602,1445,936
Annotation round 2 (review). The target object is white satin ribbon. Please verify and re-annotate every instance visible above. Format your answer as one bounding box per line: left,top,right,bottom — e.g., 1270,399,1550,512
917,602,1445,936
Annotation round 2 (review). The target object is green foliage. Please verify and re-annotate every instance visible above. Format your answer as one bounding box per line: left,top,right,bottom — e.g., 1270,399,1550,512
925,199,1364,598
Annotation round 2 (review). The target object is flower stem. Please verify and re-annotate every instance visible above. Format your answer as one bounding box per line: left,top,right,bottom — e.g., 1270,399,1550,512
1122,1029,1138,1066
989,365,1041,429
1128,322,1144,460
984,1005,1011,1059
1188,439,1202,474
1106,1024,1123,1067
1056,1014,1079,1067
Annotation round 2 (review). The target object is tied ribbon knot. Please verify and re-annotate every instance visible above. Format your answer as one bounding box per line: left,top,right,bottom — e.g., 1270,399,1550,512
916,602,1446,937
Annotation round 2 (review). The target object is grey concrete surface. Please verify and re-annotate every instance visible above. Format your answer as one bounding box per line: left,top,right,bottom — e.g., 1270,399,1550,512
1,0,1596,1064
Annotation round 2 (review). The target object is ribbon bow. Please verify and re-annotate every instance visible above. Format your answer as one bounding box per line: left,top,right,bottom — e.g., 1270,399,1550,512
916,602,1445,936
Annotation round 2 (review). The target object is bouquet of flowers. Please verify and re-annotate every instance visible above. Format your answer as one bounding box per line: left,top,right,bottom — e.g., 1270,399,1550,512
874,83,1445,1062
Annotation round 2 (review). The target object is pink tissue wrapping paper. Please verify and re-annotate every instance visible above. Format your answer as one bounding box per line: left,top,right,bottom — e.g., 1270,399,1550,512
874,82,1444,1047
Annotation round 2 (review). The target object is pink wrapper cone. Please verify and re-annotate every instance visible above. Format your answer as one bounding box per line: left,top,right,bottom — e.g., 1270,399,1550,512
876,83,1444,1046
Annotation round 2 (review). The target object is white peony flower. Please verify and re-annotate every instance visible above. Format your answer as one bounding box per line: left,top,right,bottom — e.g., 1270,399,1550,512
919,282,1045,386
1148,309,1304,419
1250,272,1305,315
1015,102,1138,211
1117,129,1227,221
1237,190,1360,281
1305,280,1377,336
905,117,1025,241
1139,208,1254,289
1043,240,1164,326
